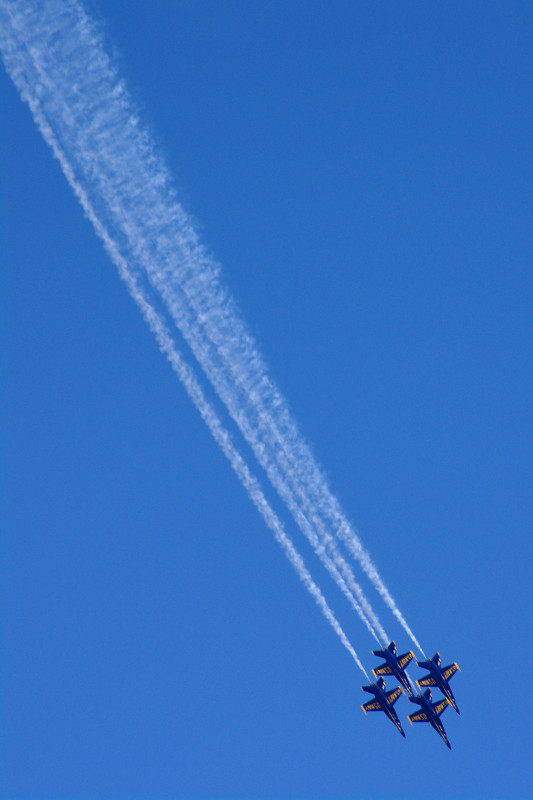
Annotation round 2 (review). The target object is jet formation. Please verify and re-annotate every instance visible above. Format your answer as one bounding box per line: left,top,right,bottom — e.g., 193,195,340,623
361,641,460,748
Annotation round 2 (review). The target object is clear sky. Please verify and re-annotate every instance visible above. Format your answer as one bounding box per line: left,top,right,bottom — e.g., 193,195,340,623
1,1,532,798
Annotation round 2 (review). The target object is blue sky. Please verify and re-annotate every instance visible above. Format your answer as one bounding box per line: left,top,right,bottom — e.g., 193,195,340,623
1,1,532,797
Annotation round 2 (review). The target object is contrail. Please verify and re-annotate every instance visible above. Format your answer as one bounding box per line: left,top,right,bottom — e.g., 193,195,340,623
0,8,369,678
1,0,422,655
0,0,385,647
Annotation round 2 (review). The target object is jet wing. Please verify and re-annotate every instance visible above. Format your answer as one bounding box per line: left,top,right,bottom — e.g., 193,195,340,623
386,687,403,705
373,665,394,676
408,711,429,724
433,699,449,717
362,700,382,713
442,663,460,681
398,651,415,669
417,675,437,687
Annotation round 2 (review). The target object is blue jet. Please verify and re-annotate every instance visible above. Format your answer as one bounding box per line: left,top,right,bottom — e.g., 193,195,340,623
408,688,452,749
361,676,406,738
416,652,460,713
371,640,416,696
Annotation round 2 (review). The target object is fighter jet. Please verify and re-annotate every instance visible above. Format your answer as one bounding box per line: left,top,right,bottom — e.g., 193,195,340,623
416,652,460,713
408,688,452,748
361,676,406,738
371,640,416,696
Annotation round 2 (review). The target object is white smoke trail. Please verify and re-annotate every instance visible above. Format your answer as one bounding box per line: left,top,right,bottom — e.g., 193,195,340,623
0,21,369,678
1,0,422,654
0,0,384,646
